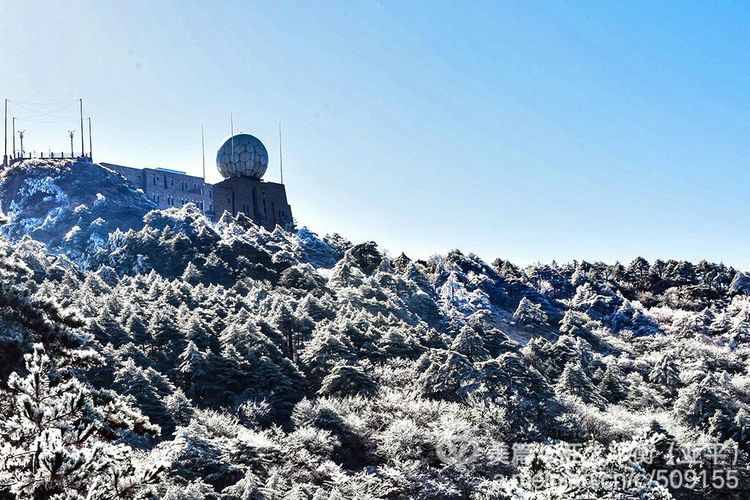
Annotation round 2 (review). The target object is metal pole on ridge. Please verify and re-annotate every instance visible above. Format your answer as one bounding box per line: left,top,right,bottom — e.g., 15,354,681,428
279,121,284,185
201,124,206,181
79,99,84,157
3,99,7,167
88,117,92,161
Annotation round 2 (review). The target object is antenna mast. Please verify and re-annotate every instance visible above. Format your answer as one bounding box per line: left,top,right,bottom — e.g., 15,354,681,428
88,117,92,161
79,99,84,158
3,99,7,168
201,124,206,181
68,130,75,157
11,117,15,159
18,130,24,158
230,113,234,159
279,122,284,185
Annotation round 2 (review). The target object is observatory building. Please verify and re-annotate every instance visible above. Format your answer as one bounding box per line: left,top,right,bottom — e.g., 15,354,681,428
103,133,293,231
212,134,293,229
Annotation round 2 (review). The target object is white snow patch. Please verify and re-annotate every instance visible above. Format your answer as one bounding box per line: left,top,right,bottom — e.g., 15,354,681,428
64,225,81,242
20,176,68,205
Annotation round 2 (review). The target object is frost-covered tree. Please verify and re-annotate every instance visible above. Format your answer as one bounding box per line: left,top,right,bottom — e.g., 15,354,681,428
512,297,550,332
299,327,355,384
0,344,160,498
177,340,209,398
270,300,300,360
649,353,681,393
627,256,651,290
417,350,478,401
673,373,734,430
598,361,628,404
376,327,422,359
113,358,174,434
124,309,150,345
317,364,377,397
450,325,490,362
555,361,607,409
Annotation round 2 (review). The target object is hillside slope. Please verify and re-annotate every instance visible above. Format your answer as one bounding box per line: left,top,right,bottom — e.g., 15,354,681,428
0,159,154,261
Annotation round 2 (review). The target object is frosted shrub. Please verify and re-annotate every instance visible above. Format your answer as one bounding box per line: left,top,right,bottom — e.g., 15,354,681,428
378,418,428,462
287,426,340,459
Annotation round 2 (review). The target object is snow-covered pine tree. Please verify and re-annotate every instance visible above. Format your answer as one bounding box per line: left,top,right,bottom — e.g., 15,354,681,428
0,344,161,498
270,300,299,361
113,358,173,435
177,340,209,398
555,360,607,409
317,364,377,397
512,296,550,332
450,325,490,362
649,353,682,393
598,361,628,404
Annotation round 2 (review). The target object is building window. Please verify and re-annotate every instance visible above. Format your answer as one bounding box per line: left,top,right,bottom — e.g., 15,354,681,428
153,177,157,186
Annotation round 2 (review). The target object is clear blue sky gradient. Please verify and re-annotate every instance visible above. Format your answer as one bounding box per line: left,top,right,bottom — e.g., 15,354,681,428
1,1,748,267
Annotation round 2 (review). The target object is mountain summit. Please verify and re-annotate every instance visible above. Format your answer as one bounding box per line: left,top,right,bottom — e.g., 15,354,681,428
0,159,153,260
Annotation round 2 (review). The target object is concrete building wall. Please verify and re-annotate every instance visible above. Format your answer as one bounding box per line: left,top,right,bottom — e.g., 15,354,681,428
213,177,293,230
102,163,144,188
140,168,207,211
102,162,292,230
103,163,213,214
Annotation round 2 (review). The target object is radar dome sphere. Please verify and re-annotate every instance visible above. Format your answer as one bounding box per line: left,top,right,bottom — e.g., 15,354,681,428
216,134,268,179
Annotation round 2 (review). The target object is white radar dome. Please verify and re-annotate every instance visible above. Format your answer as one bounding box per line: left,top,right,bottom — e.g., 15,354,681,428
216,134,269,179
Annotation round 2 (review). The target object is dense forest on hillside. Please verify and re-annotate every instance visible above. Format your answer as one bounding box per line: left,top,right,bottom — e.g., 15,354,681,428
1,160,750,499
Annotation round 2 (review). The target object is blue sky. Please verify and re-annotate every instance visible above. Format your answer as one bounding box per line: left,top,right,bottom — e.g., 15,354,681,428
1,1,749,267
